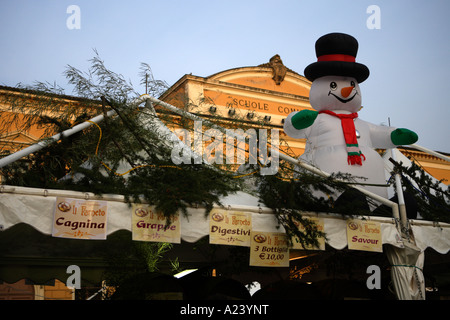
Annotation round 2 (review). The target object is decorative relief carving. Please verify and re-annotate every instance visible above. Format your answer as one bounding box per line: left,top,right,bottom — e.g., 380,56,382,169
259,54,287,85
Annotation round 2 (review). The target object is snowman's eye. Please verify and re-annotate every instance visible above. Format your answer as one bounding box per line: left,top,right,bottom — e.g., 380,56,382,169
350,81,355,87
329,82,337,90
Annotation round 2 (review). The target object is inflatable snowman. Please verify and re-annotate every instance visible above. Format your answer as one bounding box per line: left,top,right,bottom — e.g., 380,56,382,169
284,33,418,203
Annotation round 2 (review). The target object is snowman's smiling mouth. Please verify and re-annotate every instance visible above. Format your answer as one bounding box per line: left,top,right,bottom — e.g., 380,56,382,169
328,91,358,103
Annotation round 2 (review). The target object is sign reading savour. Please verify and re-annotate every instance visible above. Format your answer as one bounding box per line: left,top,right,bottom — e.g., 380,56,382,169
249,231,289,267
209,209,251,246
346,219,382,252
132,204,180,243
52,197,107,239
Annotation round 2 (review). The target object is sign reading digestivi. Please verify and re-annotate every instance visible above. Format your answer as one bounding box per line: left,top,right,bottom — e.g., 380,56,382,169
209,209,251,246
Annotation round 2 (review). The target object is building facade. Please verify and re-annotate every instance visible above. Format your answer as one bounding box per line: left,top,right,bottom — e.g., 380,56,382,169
0,55,450,185
158,56,450,185
1,57,449,183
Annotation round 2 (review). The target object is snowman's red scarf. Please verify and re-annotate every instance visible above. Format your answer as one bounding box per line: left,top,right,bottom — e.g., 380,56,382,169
319,110,366,165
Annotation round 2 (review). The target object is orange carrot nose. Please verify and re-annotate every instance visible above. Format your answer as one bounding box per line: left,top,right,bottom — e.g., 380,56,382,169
341,86,354,98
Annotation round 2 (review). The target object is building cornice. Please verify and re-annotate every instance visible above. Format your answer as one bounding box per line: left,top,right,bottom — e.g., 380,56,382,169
159,71,310,103
0,85,101,106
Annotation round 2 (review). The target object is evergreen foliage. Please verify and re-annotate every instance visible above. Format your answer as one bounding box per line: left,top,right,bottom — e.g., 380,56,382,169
0,53,242,223
256,161,357,249
390,159,450,223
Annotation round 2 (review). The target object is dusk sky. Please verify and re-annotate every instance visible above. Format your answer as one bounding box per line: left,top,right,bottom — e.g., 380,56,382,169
1,0,449,152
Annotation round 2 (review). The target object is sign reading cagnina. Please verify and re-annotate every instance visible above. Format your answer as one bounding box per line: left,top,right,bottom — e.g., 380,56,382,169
52,197,107,239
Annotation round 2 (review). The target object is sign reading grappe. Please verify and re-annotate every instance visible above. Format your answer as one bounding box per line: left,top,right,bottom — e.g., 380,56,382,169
132,204,180,243
52,197,107,239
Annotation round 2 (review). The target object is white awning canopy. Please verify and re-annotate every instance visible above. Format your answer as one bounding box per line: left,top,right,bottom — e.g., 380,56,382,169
1,185,449,253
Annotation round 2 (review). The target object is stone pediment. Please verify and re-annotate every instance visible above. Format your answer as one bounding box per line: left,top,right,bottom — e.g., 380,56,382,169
206,55,311,97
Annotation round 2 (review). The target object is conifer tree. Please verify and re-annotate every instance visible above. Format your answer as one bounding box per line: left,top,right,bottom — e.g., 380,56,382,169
0,52,242,223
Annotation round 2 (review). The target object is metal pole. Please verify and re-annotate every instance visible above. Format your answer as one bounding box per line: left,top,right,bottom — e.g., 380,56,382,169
390,148,408,231
0,109,116,168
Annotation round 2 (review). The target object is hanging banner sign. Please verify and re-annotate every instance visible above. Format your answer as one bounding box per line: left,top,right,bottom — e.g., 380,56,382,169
52,197,108,239
132,204,180,243
291,217,326,250
249,231,289,267
346,219,382,252
209,209,251,246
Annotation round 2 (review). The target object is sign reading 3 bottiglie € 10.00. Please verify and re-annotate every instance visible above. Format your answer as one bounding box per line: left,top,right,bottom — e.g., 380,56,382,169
250,231,289,267
209,209,251,246
52,197,108,239
132,204,180,243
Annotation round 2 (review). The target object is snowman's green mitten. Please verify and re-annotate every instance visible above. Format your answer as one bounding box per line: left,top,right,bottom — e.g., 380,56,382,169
391,128,418,145
291,110,319,130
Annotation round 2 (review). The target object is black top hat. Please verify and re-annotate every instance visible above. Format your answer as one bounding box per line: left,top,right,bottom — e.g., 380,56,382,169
304,33,370,83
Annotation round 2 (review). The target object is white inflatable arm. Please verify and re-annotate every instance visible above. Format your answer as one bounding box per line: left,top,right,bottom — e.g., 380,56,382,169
366,121,397,149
